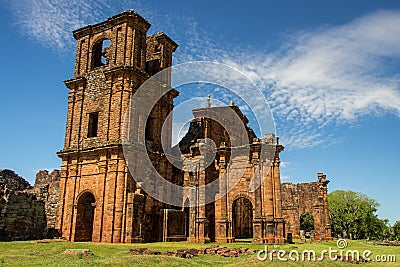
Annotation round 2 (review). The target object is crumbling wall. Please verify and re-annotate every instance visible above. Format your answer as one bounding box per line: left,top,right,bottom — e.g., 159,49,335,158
32,170,60,229
0,190,46,241
0,169,60,241
281,173,331,240
0,169,32,192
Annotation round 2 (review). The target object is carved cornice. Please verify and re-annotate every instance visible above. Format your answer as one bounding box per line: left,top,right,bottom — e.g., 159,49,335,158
64,76,87,90
73,10,151,40
57,143,122,157
147,32,178,52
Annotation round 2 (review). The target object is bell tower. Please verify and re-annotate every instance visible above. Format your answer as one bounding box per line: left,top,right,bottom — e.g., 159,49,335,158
56,10,178,243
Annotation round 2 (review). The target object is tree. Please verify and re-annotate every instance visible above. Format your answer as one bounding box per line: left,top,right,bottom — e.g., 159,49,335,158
300,212,315,232
328,190,380,239
352,215,390,240
392,221,400,240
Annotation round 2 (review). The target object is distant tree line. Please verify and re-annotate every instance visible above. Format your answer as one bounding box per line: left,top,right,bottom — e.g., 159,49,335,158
328,190,400,240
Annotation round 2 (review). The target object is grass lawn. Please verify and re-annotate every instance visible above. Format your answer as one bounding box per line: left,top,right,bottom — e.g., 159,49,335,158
0,239,398,266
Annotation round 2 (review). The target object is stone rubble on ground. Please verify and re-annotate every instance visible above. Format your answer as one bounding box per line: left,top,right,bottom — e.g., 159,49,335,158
129,245,258,258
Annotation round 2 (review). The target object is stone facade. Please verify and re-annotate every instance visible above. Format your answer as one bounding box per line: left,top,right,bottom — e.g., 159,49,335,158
179,106,285,243
281,173,332,240
56,10,178,243
56,10,331,244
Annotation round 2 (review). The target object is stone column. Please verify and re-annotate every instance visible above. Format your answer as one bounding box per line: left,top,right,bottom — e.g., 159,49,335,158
112,158,126,243
318,173,332,240
262,163,274,243
252,147,265,244
124,192,134,243
273,158,285,243
195,159,210,243
215,144,233,243
183,172,197,243
56,165,68,236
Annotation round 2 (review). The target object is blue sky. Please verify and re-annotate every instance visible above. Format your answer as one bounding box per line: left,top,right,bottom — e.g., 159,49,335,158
1,0,400,224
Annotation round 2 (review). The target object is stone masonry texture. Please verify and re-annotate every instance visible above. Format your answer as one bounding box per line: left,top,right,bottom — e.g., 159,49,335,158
0,10,324,243
31,170,61,230
0,169,31,192
281,173,332,240
0,10,331,243
55,10,331,244
0,170,45,241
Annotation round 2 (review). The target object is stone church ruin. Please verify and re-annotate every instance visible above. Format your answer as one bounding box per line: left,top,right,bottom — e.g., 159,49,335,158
0,10,332,243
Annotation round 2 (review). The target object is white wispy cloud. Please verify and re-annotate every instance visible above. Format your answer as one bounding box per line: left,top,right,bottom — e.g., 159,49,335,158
6,1,400,149
214,10,400,148
280,161,290,168
280,175,290,181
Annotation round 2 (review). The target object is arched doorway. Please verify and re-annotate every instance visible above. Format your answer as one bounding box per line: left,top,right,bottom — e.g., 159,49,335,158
75,192,95,241
232,197,253,239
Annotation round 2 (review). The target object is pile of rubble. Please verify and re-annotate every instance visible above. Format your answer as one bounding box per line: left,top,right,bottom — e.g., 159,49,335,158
129,245,258,259
129,248,161,255
335,255,370,264
377,241,400,246
200,245,257,257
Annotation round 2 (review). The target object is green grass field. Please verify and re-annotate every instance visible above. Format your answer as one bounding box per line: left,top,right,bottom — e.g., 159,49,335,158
0,239,398,266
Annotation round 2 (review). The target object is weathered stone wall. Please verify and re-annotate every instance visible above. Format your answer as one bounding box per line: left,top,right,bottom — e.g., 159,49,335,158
281,173,332,240
180,105,286,244
32,170,60,229
0,178,46,241
0,169,32,192
55,10,332,245
56,10,179,243
0,169,61,241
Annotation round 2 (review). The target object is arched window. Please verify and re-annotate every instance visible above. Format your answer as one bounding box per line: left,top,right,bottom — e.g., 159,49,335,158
91,39,111,68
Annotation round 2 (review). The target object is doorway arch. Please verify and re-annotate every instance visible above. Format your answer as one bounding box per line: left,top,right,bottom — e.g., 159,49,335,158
232,197,253,239
75,192,96,241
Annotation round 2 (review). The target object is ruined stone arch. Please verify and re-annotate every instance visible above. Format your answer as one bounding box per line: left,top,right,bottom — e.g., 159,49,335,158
230,193,255,208
75,189,96,202
91,36,112,69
